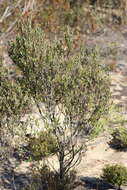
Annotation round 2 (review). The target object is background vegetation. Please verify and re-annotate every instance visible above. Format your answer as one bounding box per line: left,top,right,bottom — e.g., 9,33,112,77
0,0,127,38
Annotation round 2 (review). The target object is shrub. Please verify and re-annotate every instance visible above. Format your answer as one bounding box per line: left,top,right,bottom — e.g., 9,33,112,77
102,164,127,190
110,127,127,150
89,0,121,8
23,164,78,190
8,20,110,190
28,131,58,160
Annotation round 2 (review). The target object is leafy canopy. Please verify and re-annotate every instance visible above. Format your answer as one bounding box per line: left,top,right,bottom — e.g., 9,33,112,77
8,20,110,133
102,164,127,189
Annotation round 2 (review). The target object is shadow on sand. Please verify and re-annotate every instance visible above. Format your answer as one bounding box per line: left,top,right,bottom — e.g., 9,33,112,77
80,176,115,190
0,159,30,190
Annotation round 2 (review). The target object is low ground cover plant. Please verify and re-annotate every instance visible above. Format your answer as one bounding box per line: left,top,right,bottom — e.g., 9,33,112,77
110,127,127,150
28,131,58,160
102,164,127,190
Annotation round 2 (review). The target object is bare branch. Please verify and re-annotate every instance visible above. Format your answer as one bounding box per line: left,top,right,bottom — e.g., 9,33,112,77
0,6,12,23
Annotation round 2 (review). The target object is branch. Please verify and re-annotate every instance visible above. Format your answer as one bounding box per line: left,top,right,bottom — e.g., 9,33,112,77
0,6,12,23
65,146,83,174
6,20,17,33
22,0,36,15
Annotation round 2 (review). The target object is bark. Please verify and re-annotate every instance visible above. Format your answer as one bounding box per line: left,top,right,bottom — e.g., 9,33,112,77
59,145,65,190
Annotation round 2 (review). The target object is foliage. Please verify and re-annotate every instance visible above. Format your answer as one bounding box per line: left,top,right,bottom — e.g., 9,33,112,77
102,164,127,190
90,117,108,138
0,58,30,163
8,20,110,127
1,71,30,119
110,127,127,150
7,20,110,190
28,131,58,159
90,104,127,138
89,0,122,8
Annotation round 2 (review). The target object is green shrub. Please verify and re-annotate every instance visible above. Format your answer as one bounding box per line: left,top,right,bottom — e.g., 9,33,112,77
111,127,127,149
102,164,127,190
8,20,110,190
28,131,58,160
89,0,121,8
